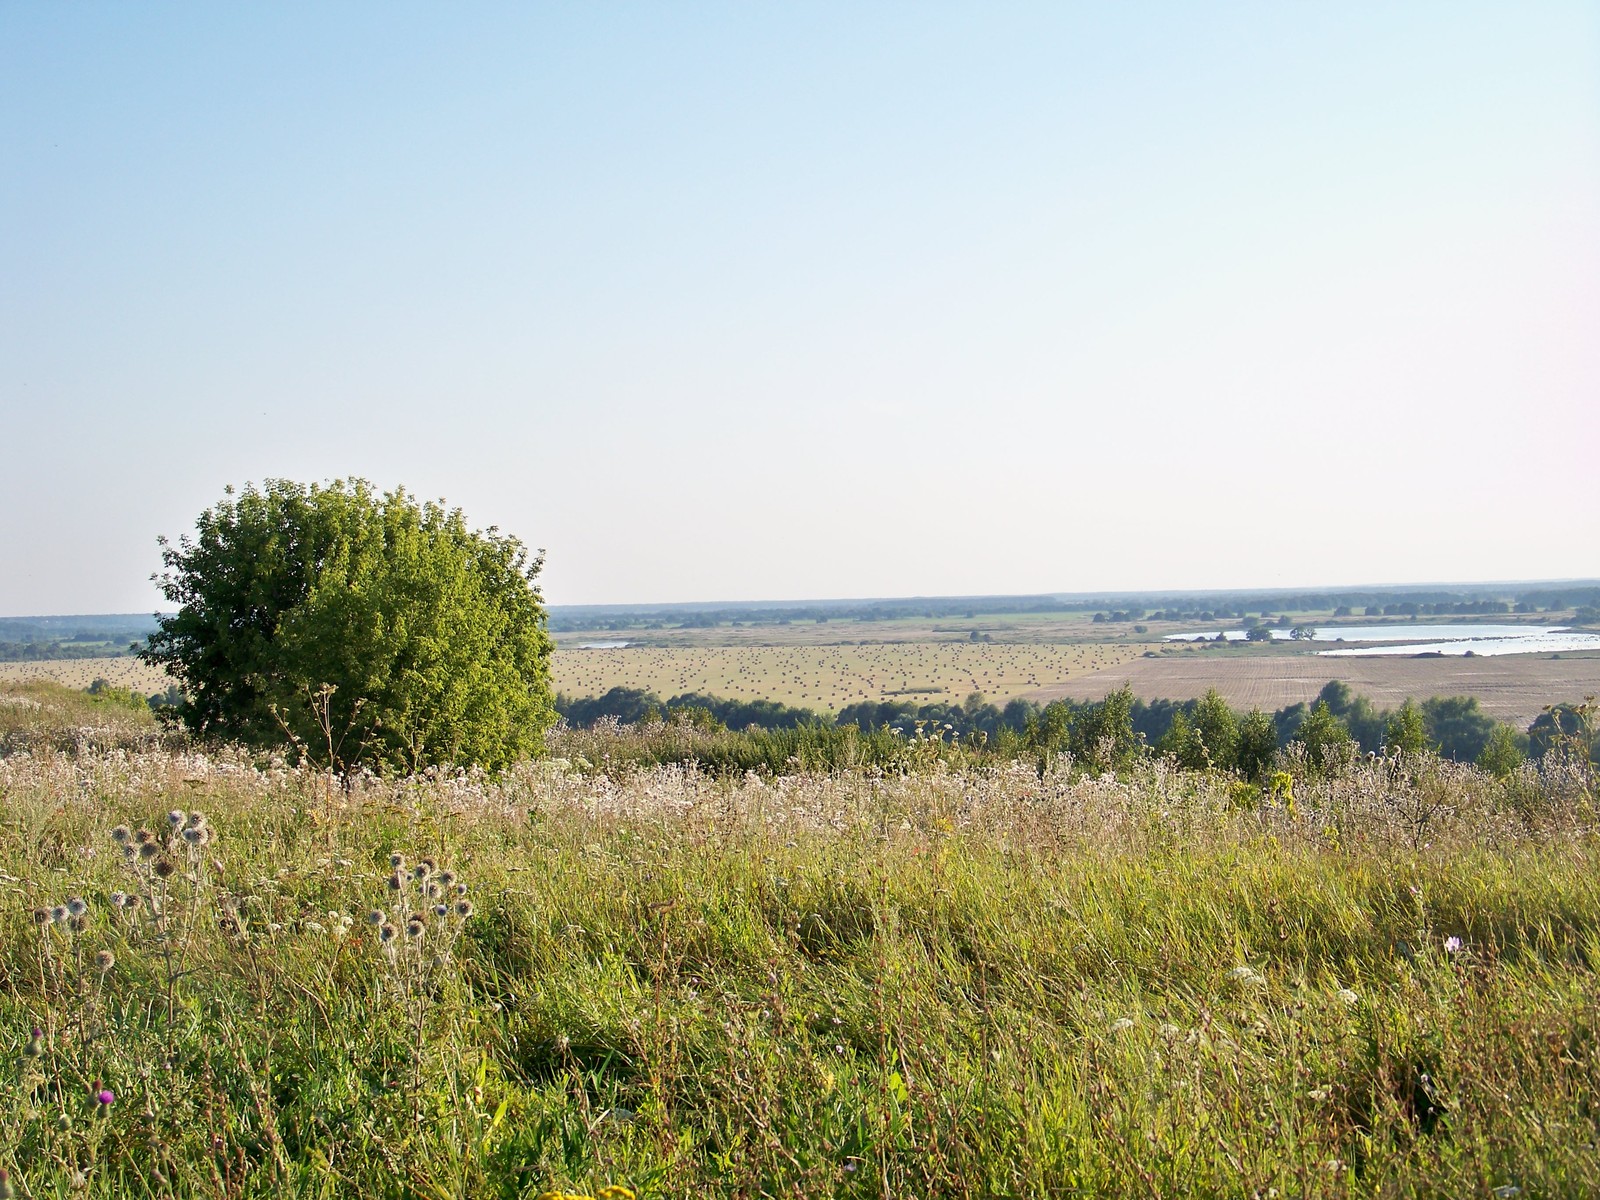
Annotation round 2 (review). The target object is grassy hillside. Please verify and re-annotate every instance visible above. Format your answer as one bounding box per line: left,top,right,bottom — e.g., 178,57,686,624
0,700,1597,1197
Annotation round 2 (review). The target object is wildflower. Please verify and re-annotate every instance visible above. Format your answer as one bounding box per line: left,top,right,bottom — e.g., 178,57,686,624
455,901,474,918
1336,988,1359,1007
24,1027,43,1058
110,825,131,844
67,897,88,918
366,909,386,926
94,1086,114,1108
1444,936,1463,954
95,950,115,973
167,810,185,828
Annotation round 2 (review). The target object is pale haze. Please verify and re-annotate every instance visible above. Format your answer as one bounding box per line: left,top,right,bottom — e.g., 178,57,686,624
3,3,1597,615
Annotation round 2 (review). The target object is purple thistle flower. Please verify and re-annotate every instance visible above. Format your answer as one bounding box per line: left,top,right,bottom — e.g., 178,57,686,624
94,1087,114,1106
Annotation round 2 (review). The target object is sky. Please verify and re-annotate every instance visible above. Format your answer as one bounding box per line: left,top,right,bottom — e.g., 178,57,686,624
3,3,1597,615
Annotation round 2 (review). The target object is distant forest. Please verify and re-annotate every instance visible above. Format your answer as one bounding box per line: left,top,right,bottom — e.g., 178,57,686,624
547,584,1600,632
0,614,158,661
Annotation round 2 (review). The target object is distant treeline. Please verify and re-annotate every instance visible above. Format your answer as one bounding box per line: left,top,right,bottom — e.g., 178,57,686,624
549,585,1600,633
0,641,138,662
557,682,1595,775
0,614,159,655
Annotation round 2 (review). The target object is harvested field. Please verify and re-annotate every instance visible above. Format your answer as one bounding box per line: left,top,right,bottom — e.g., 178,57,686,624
0,656,172,693
554,641,1148,711
1027,650,1600,726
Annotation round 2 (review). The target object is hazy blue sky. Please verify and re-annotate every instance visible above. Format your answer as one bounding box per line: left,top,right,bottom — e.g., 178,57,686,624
3,3,1597,614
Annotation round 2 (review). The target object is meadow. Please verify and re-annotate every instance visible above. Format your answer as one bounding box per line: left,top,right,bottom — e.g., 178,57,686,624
2,681,1598,1198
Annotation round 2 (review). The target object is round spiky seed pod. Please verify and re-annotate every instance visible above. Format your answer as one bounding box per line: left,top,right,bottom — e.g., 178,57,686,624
366,909,386,926
69,915,88,934
139,841,159,860
433,904,449,918
32,907,49,926
454,901,474,918
109,891,126,907
110,825,132,845
388,852,405,869
122,894,142,910
67,897,88,917
181,827,202,844
167,810,185,828
95,950,115,972
436,871,456,888
379,923,397,944
50,905,69,924
186,811,206,828
387,873,404,892
153,859,176,879
405,919,425,939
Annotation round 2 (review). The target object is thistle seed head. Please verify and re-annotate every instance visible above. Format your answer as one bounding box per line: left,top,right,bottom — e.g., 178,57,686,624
95,950,115,973
66,897,88,917
167,810,185,828
153,859,176,879
110,825,131,845
139,841,159,860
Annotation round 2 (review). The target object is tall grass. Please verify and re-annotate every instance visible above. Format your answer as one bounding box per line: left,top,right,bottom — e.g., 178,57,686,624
1,694,1597,1196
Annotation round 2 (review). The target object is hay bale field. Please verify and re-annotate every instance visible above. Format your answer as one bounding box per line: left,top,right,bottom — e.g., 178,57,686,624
552,641,1148,710
0,657,173,694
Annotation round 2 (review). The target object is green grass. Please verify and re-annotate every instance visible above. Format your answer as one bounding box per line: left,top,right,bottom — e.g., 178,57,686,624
1,702,1598,1197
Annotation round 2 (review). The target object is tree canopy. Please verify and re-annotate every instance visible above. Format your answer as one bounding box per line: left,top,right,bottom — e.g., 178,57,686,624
141,479,555,772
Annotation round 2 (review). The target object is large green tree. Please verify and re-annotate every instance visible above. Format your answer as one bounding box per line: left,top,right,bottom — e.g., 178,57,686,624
141,479,556,772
